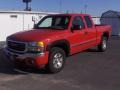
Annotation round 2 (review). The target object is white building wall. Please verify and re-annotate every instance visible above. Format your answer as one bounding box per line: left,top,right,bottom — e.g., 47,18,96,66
0,13,24,41
92,17,100,24
23,14,46,30
0,11,48,41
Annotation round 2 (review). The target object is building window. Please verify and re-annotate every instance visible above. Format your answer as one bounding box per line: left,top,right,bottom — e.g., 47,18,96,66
10,15,18,18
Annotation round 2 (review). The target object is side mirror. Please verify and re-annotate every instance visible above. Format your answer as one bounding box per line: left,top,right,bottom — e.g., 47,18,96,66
33,24,37,29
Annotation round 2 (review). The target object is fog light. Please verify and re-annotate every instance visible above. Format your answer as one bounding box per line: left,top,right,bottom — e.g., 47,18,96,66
25,58,35,65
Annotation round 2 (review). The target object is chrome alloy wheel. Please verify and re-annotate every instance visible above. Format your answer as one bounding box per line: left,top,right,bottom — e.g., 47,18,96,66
53,53,63,69
102,38,107,50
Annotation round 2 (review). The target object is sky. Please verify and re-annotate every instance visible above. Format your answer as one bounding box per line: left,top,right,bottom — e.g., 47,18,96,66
0,0,120,16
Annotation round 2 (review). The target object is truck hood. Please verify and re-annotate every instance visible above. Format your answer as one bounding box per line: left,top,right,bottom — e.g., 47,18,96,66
7,29,67,42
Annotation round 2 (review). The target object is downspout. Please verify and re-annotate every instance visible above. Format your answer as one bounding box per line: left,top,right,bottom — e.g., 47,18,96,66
23,13,25,30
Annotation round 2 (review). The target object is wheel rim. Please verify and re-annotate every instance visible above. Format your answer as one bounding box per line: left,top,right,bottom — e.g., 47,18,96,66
102,39,107,49
53,53,63,69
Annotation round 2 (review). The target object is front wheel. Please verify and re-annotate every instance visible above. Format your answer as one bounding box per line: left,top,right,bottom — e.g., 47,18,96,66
98,37,108,52
46,47,66,73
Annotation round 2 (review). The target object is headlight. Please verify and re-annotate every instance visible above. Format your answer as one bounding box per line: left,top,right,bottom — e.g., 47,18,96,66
28,42,44,53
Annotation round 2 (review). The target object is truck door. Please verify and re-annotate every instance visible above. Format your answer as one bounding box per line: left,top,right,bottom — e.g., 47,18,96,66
84,16,97,48
69,16,87,54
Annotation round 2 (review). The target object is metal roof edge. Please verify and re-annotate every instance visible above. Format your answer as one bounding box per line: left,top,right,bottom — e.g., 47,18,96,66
0,10,58,14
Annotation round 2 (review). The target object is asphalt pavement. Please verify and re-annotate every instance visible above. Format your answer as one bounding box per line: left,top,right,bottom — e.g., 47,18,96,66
0,37,120,90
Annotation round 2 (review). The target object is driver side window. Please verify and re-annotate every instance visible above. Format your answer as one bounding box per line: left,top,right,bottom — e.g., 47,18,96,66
72,16,85,30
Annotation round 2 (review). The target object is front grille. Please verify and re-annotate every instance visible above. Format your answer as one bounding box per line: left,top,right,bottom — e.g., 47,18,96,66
7,40,26,52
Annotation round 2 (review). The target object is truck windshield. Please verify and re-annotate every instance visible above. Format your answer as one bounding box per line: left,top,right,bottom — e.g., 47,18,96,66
35,16,71,30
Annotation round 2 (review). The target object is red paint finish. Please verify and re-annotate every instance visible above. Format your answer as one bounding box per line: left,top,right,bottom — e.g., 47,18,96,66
7,14,111,68
35,52,49,67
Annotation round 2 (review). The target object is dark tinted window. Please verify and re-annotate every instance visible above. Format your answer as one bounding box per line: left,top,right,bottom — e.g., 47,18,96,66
84,16,93,28
72,16,85,30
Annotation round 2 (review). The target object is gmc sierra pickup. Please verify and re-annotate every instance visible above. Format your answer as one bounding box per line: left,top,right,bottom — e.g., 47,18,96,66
5,14,111,73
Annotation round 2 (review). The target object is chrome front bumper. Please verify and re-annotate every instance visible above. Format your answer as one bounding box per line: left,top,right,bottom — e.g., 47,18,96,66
4,48,45,60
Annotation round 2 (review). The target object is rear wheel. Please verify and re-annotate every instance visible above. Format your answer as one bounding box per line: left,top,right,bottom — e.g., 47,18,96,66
46,47,66,73
98,36,108,52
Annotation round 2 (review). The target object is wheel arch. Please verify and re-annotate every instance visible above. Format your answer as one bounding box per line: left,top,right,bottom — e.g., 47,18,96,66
46,40,70,57
102,31,110,40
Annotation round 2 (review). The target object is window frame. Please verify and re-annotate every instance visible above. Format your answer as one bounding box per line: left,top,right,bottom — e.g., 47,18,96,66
84,16,93,28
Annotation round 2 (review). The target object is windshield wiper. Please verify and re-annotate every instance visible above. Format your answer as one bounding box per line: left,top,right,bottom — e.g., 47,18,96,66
49,26,65,30
34,26,65,30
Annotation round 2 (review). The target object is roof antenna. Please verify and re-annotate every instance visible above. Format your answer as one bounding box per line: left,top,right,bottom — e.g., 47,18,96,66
84,4,87,13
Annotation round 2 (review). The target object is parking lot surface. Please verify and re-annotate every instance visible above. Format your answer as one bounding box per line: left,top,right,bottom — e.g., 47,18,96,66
0,37,120,90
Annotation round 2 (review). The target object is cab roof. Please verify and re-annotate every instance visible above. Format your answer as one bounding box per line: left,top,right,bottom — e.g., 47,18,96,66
48,13,90,17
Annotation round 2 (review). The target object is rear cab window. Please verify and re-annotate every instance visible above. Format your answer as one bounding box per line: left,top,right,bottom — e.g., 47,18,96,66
84,16,93,28
72,16,85,30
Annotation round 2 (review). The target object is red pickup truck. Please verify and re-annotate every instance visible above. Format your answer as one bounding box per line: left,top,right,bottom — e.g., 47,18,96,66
5,14,111,73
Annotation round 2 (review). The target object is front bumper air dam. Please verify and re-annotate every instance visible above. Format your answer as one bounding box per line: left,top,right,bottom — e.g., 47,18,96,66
4,48,49,67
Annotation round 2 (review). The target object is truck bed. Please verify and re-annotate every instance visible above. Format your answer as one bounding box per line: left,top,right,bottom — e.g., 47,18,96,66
95,24,111,32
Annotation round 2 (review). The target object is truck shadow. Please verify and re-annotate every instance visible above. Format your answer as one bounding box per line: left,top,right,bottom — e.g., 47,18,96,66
86,48,99,52
0,47,101,75
0,48,27,75
0,48,49,75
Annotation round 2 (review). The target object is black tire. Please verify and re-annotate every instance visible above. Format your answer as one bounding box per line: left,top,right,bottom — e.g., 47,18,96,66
98,36,108,52
46,47,66,73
